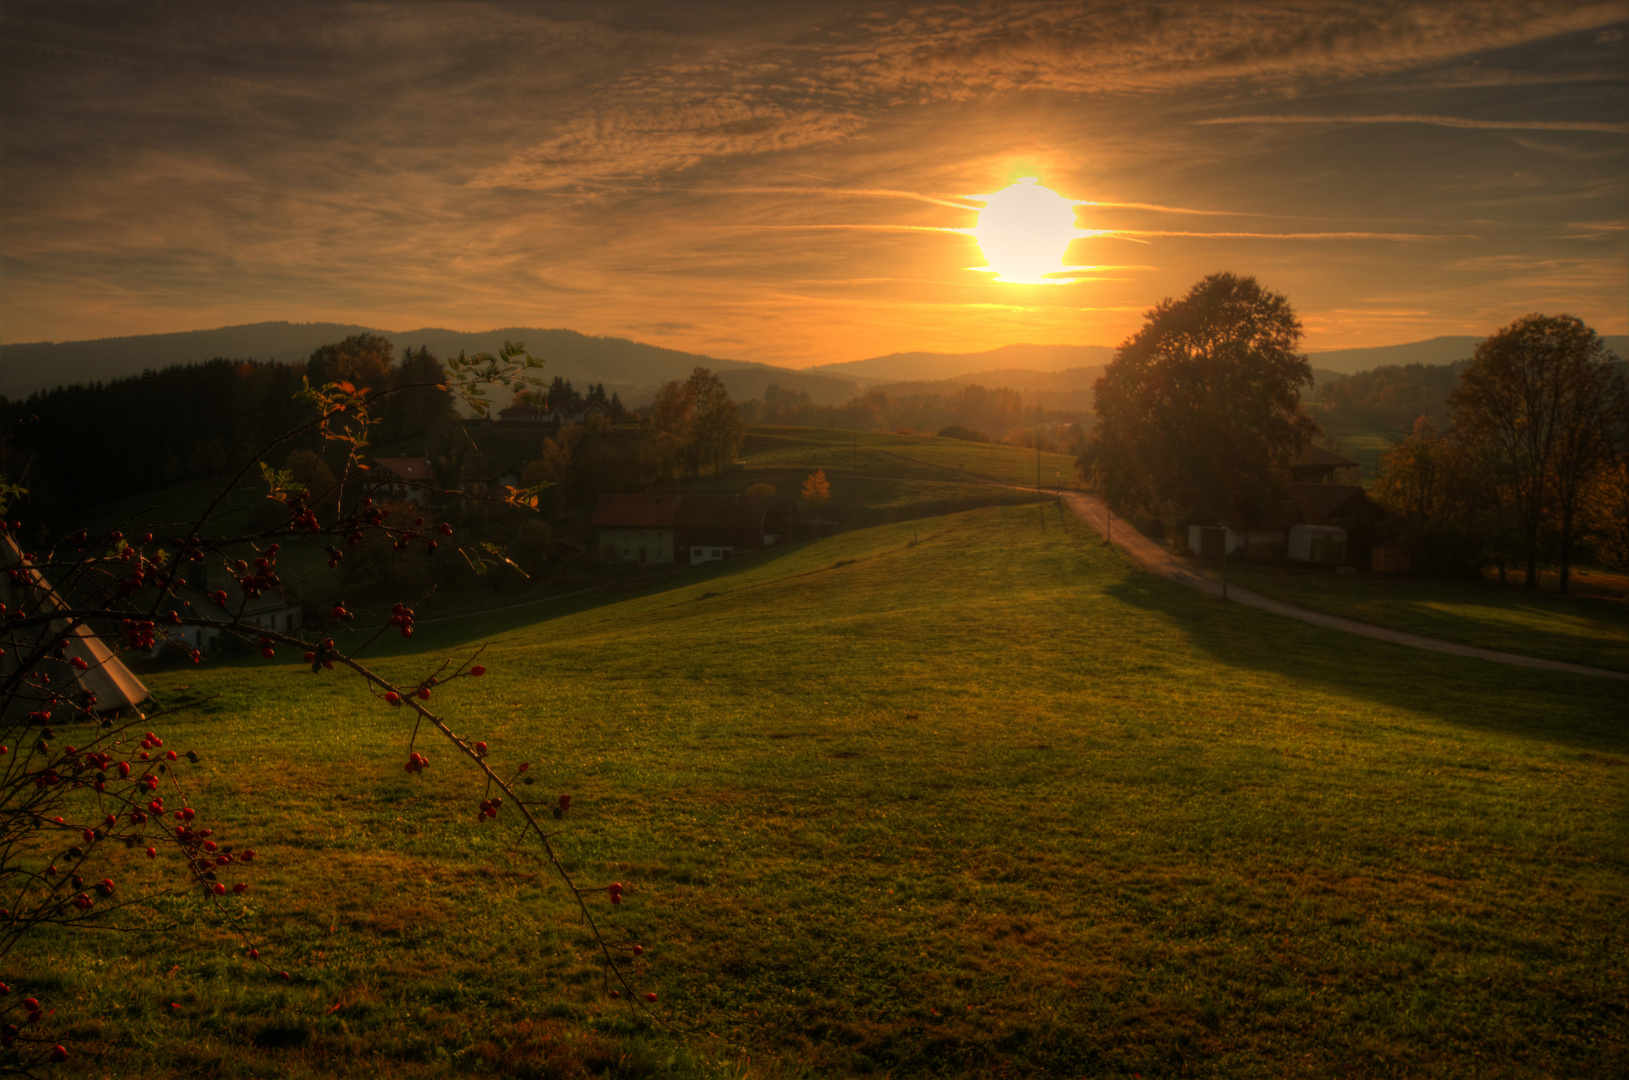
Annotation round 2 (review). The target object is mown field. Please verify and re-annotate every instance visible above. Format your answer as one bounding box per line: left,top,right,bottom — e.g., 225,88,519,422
15,477,1626,1077
1222,564,1629,673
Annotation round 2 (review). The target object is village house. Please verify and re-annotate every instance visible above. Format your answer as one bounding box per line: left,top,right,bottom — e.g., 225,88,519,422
1187,446,1381,566
367,456,434,504
590,493,772,566
171,561,304,651
496,396,611,428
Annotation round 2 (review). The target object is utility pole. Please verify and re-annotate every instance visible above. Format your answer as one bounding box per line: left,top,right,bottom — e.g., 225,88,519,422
1218,520,1231,601
1035,430,1041,493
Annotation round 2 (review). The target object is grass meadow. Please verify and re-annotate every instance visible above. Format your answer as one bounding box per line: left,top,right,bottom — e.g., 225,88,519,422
13,431,1627,1078
1222,564,1629,673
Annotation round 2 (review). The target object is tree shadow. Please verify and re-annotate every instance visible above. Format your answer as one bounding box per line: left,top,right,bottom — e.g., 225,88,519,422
1103,570,1628,754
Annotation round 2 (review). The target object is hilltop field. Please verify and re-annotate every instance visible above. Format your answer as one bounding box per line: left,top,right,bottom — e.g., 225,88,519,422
18,429,1628,1079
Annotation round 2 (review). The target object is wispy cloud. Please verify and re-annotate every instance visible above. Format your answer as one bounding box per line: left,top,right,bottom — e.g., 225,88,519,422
1110,230,1478,241
1197,114,1629,134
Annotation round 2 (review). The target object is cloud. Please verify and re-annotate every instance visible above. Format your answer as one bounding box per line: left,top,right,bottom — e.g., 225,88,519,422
1196,113,1629,134
1110,230,1477,241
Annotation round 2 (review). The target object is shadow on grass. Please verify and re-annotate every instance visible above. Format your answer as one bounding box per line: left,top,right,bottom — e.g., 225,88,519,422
1104,571,1629,754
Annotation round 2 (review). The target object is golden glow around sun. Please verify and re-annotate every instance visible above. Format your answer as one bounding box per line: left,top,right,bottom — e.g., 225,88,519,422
969,177,1088,285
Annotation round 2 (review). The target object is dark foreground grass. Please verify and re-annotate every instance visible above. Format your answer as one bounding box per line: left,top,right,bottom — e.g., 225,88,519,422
13,502,1627,1078
1222,563,1629,673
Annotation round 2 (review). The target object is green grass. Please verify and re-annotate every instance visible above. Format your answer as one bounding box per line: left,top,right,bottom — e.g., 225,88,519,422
743,428,1080,491
1222,563,1629,673
14,499,1626,1078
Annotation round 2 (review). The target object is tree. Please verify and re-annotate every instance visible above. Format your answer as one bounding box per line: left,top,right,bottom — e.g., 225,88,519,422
1449,314,1626,591
649,367,746,479
385,345,457,441
1371,417,1491,577
1079,273,1318,527
802,469,830,500
304,333,394,389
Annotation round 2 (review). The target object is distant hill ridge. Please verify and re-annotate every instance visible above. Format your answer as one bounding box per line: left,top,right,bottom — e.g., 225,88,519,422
0,321,795,400
4,321,1622,399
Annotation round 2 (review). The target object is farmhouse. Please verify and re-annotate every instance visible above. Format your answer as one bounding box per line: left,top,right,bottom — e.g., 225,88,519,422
460,455,520,498
591,494,770,566
173,561,304,651
1187,446,1381,565
368,457,434,504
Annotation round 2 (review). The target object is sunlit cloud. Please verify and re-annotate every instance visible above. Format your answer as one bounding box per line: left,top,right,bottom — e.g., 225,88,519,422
1198,114,1629,134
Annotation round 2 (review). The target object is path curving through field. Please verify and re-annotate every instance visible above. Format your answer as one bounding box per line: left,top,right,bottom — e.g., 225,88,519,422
1060,490,1629,682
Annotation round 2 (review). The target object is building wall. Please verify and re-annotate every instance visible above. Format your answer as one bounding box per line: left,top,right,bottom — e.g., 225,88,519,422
598,527,674,565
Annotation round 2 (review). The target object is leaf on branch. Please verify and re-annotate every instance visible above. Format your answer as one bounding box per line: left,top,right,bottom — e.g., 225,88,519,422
258,462,305,500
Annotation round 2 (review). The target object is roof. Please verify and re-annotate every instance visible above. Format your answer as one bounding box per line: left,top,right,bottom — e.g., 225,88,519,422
590,493,684,529
1287,483,1373,526
1,534,151,715
192,577,301,618
369,457,433,482
590,494,766,532
1296,445,1358,469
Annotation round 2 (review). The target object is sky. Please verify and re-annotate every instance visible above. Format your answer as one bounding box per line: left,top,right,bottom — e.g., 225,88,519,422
1,1,1625,368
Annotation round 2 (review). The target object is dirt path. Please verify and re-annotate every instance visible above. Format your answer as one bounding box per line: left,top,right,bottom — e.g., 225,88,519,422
1060,491,1629,682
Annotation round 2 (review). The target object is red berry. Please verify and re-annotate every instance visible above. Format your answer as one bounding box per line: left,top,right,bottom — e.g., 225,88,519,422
470,664,486,676
304,652,317,663
51,1046,67,1063
608,882,623,895
213,883,226,895
261,648,275,659
23,999,37,1011
278,971,290,980
518,762,529,772
475,741,487,755
233,883,248,894
385,691,400,706
249,948,259,960
416,687,430,700
146,847,157,858
645,992,657,1003
609,989,619,999
632,945,643,956
611,894,622,905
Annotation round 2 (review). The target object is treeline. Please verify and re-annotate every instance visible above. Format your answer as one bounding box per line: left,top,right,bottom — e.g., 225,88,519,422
1,334,456,524
740,381,1081,444
522,367,746,512
1372,316,1627,588
1315,361,1468,429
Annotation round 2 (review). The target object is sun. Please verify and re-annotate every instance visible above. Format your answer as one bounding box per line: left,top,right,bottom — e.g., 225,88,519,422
969,177,1088,284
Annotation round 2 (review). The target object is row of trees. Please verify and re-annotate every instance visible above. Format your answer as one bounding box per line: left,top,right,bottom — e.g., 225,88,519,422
518,367,748,516
1075,274,1627,590
739,382,1070,441
1,336,458,530
1373,316,1627,589
1314,361,1467,429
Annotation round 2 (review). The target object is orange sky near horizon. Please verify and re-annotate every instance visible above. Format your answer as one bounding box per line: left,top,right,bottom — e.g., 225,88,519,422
2,2,1624,368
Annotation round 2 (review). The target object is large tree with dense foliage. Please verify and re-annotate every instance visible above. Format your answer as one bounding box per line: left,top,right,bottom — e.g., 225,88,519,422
1079,272,1318,526
649,366,746,479
1449,314,1626,591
